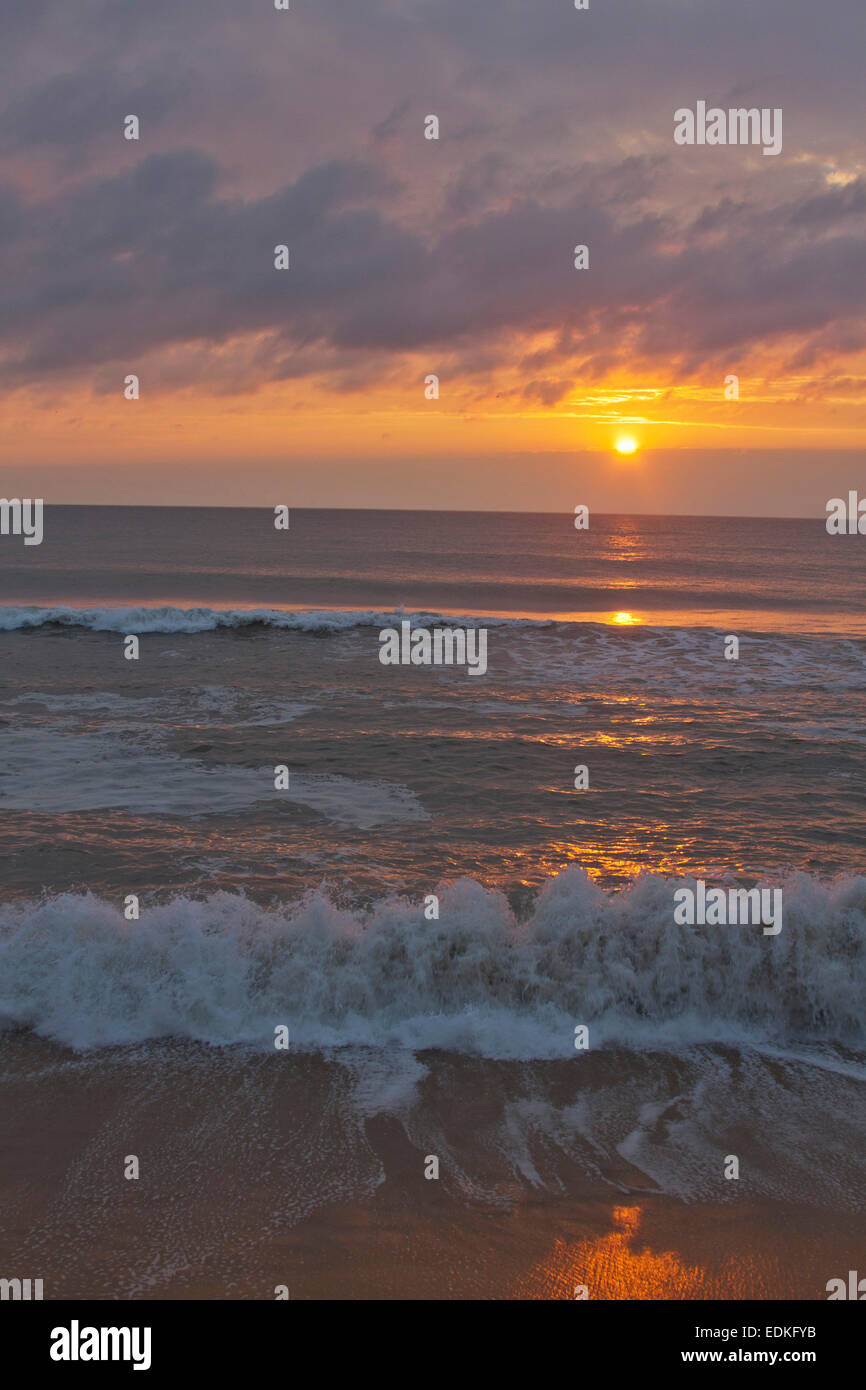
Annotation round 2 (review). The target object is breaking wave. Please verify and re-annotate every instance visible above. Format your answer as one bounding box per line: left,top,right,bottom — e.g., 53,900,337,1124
0,604,522,634
0,868,863,1054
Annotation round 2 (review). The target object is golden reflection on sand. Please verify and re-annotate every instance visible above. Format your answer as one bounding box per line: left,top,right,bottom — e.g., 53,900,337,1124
522,1204,763,1300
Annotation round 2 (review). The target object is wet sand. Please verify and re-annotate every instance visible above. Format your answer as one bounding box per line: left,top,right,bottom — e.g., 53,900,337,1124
1,1034,860,1300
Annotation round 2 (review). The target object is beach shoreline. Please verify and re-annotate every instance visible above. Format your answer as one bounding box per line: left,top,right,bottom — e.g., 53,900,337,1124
1,1034,862,1300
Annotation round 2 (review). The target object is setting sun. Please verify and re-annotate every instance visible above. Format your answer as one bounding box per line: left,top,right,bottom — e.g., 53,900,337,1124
615,436,639,455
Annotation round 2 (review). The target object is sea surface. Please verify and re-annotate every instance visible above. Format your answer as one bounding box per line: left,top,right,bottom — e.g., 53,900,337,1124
1,506,864,1297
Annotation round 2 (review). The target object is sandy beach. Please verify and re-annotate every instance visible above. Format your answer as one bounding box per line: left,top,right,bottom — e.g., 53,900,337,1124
1,1032,862,1299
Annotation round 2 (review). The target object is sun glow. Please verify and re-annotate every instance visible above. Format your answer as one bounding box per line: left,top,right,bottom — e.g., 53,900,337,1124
615,435,639,455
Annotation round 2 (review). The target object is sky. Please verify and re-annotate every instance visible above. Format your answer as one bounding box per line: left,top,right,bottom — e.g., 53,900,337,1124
0,0,864,513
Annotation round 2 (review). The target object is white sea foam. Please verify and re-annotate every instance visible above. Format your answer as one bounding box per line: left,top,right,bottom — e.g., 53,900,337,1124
0,604,500,634
2,606,863,692
4,687,313,728
0,727,428,823
0,868,863,1053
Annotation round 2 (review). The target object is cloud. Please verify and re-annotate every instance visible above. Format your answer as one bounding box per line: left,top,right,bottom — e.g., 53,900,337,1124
0,0,863,397
0,68,186,153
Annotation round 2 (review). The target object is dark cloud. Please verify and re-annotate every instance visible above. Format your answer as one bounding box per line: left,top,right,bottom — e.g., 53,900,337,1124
0,68,187,152
0,0,863,394
791,179,866,226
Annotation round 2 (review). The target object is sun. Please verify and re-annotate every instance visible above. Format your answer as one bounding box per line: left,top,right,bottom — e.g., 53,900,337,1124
614,435,639,455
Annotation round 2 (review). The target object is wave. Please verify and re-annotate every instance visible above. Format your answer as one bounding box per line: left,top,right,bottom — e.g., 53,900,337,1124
1,604,864,661
0,726,429,822
1,868,863,1054
0,603,538,634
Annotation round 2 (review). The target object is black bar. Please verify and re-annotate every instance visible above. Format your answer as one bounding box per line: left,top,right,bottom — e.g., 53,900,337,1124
4,1298,860,1376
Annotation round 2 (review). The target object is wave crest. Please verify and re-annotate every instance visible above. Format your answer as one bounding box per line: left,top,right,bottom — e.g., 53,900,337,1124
1,868,863,1054
0,604,521,634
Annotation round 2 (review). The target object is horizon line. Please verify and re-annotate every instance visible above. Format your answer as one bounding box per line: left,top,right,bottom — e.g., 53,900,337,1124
26,503,831,523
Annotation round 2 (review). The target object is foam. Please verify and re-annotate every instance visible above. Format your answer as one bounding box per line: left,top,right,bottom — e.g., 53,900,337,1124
0,727,428,823
0,867,863,1053
0,604,504,634
2,606,863,693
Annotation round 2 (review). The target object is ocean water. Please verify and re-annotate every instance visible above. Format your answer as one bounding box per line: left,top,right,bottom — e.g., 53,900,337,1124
1,506,865,1296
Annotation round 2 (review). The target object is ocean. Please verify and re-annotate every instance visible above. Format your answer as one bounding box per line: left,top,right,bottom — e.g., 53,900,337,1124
1,506,864,1298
